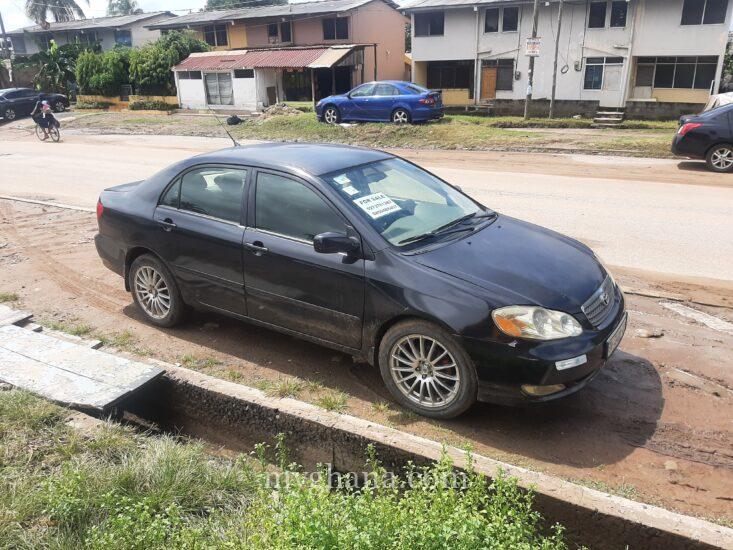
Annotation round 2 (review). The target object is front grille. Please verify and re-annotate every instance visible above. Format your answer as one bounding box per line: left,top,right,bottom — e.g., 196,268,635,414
581,275,615,328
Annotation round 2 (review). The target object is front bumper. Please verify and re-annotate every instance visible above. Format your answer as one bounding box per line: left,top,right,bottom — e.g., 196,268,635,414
462,292,626,406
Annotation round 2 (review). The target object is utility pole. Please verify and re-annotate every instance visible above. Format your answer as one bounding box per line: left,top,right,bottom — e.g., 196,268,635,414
549,0,564,119
523,0,541,120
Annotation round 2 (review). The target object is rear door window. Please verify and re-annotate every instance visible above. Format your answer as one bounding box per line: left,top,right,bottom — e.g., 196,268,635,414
374,84,399,96
174,167,247,223
255,172,346,241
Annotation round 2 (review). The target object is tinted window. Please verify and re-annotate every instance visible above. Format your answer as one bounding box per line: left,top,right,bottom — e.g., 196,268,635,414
610,1,627,26
584,64,603,90
414,11,444,36
160,180,180,208
694,62,717,89
179,167,247,223
681,0,704,24
703,0,728,23
588,2,607,27
374,84,399,96
654,63,675,88
502,7,519,31
255,172,345,241
674,62,696,88
485,8,499,32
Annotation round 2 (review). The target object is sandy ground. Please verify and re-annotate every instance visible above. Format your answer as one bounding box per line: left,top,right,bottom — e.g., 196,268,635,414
1,120,732,524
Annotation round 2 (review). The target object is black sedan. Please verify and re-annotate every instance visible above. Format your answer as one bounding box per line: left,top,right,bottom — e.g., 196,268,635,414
672,103,733,173
95,144,626,418
0,87,69,121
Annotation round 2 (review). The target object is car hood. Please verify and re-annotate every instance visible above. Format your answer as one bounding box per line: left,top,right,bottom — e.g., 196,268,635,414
411,215,606,312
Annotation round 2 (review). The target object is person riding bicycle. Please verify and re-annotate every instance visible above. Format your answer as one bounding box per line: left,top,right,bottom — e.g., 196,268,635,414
31,100,58,140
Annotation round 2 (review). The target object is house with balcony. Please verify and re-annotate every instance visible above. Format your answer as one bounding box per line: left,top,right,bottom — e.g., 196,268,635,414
147,0,407,111
403,0,732,118
4,11,175,56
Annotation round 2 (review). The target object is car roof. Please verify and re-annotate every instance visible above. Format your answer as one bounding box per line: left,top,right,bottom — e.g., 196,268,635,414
191,142,394,176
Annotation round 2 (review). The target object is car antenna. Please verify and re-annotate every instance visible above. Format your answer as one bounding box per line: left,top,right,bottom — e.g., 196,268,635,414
207,106,241,147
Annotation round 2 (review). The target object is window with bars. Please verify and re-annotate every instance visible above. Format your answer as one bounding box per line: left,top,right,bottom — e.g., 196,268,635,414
203,24,228,47
636,56,718,90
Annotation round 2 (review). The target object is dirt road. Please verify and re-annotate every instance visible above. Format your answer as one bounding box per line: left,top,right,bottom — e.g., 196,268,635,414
1,126,732,281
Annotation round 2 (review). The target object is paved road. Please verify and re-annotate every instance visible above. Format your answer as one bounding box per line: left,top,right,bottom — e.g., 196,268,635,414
1,130,732,281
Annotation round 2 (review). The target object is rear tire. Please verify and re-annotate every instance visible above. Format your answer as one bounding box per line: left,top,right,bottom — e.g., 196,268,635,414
129,255,185,327
378,320,478,419
53,101,66,113
391,108,410,124
48,127,60,142
706,144,733,173
323,106,340,124
3,108,16,121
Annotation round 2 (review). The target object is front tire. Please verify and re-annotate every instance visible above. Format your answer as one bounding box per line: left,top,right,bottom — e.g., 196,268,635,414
53,101,66,113
706,144,733,173
378,320,478,419
323,106,340,124
391,108,410,124
3,108,16,121
129,255,185,327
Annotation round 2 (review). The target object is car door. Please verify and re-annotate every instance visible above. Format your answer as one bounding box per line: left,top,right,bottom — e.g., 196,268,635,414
243,170,365,349
152,165,248,316
346,83,376,121
370,83,399,121
16,89,39,115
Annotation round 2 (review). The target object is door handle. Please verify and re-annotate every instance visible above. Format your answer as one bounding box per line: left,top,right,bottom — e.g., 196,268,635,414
158,218,176,231
244,241,268,255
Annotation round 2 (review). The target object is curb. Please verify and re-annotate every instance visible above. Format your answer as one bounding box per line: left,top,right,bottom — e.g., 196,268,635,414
126,364,732,550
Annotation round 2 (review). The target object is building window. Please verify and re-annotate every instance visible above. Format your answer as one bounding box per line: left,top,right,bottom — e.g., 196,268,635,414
268,23,279,38
204,24,228,47
484,8,499,33
74,31,98,45
234,69,254,78
322,17,349,40
9,36,26,54
178,71,202,80
280,21,292,42
637,56,719,90
427,60,474,97
588,2,607,28
204,72,234,105
483,59,515,90
610,1,628,27
114,29,132,47
502,6,519,31
681,0,728,24
583,56,624,90
37,34,53,50
414,11,444,36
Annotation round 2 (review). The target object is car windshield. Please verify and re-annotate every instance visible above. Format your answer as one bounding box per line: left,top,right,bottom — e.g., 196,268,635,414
321,158,485,247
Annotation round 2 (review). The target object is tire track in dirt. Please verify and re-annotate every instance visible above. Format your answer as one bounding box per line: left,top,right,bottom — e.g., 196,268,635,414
0,202,128,312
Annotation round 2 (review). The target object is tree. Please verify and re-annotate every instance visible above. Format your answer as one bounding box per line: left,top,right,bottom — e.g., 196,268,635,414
107,0,139,16
129,31,209,95
205,0,286,10
25,0,88,25
31,39,90,93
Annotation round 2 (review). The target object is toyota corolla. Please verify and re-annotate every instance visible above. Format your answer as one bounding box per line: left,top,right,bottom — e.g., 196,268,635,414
95,143,626,418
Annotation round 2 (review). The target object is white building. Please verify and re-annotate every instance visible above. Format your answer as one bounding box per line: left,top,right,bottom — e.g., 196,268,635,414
403,0,732,117
4,12,175,56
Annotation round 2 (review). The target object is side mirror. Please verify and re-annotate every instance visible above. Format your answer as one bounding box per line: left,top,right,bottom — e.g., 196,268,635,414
313,232,360,255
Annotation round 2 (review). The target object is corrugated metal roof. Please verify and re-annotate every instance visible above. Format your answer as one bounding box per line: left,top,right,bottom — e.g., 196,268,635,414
173,45,361,71
402,0,536,9
149,0,398,30
7,11,174,35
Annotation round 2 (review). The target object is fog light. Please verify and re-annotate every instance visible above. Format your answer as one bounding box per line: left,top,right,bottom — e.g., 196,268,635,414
521,384,566,397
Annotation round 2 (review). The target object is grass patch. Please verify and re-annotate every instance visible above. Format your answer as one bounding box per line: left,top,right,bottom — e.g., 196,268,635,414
371,401,393,415
0,389,569,549
267,378,305,399
317,391,349,413
179,354,223,370
0,292,19,303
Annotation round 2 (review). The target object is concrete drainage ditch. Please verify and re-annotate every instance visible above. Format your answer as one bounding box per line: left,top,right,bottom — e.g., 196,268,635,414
114,364,731,550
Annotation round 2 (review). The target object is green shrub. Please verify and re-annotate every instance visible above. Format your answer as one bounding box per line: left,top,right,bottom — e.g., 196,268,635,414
76,48,130,96
129,100,178,111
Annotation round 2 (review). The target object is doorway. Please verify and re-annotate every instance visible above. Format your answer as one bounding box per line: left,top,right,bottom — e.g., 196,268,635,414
480,66,497,101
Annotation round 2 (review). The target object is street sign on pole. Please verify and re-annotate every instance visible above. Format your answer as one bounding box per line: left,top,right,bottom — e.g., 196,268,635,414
525,37,542,57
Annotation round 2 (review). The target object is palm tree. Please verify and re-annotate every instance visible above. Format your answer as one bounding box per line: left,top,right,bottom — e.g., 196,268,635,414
26,0,88,25
107,0,139,16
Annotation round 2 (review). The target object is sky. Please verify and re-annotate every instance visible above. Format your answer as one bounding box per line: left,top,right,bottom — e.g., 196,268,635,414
0,0,207,32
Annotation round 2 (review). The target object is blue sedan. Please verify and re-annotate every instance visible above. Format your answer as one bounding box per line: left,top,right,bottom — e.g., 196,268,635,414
316,81,444,124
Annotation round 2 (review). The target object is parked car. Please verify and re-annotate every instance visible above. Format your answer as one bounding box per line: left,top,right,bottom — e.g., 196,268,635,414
95,143,626,419
316,81,443,124
0,87,69,121
672,103,733,173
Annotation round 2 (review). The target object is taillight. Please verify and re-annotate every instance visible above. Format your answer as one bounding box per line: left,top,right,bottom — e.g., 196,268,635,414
96,199,104,220
419,96,435,105
678,122,702,137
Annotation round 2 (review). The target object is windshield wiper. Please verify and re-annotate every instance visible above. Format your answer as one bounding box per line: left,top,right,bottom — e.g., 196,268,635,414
397,211,497,246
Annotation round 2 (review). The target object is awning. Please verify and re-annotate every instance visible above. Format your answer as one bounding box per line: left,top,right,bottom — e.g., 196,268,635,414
173,46,361,72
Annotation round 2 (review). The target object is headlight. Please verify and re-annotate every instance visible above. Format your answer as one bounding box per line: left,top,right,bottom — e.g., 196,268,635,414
492,306,582,340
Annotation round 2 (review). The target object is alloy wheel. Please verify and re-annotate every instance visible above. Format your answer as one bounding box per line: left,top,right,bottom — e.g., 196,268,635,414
4,108,15,121
389,334,460,409
134,265,171,319
710,147,733,171
53,102,65,113
392,109,409,124
324,107,338,124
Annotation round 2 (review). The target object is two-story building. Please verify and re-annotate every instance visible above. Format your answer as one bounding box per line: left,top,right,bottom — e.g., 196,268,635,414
4,12,175,56
404,0,732,118
147,0,407,111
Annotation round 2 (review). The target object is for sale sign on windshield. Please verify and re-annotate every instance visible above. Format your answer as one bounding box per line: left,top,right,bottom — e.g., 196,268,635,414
353,193,401,219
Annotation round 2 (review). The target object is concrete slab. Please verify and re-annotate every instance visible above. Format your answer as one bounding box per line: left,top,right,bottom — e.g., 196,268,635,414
0,325,163,411
0,304,32,327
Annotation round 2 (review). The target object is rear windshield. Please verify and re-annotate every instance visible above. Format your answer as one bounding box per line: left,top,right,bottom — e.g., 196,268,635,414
406,84,429,94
